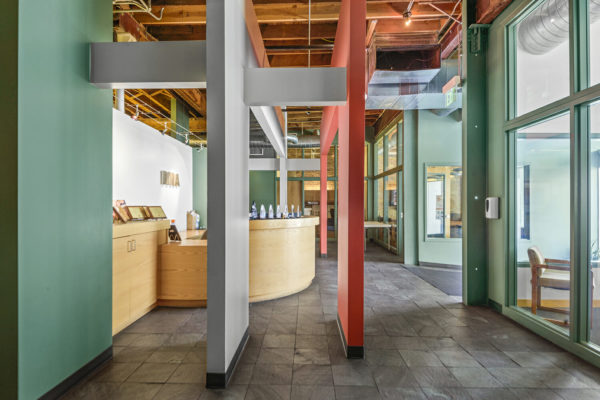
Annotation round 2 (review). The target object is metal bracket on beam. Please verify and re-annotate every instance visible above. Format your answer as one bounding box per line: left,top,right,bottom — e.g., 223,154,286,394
467,24,491,55
244,67,347,107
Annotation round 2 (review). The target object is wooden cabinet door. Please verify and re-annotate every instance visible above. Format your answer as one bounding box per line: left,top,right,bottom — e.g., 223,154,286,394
130,231,158,319
112,237,131,335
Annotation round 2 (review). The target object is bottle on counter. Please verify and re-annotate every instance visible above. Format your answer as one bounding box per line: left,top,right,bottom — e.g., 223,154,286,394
260,204,266,219
283,205,288,218
268,204,274,219
276,205,281,219
251,201,258,220
297,205,301,218
291,205,295,218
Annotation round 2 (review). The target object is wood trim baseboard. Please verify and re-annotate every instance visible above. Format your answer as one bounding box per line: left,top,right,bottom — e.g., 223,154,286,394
206,327,249,389
517,299,600,308
39,346,112,400
157,299,206,308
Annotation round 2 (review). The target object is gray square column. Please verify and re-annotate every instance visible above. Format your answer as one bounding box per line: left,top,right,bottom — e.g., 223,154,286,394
206,0,250,388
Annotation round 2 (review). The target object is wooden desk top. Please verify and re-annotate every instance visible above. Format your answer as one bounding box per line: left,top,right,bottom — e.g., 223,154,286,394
113,220,171,239
250,216,319,231
162,230,207,248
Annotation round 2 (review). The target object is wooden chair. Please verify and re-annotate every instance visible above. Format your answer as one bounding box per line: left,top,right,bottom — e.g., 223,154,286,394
527,246,571,327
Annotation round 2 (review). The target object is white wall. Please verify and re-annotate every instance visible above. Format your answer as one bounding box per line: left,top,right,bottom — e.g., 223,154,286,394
113,109,193,232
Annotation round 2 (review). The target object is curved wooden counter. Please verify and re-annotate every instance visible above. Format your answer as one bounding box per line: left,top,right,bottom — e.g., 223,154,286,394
249,216,319,302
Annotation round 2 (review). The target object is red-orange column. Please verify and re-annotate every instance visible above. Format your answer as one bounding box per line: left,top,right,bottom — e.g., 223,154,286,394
336,0,365,357
319,148,327,257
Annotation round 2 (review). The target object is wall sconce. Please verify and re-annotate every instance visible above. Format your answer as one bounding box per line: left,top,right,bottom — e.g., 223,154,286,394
160,170,180,187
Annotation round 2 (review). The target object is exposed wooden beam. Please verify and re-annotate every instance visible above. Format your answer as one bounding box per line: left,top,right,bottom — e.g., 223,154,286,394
172,89,206,117
147,25,205,40
476,0,512,24
135,3,461,25
261,22,337,40
440,20,461,59
268,53,332,67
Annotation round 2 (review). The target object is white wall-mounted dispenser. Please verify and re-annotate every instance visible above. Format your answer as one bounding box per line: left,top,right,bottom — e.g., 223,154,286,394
485,197,499,219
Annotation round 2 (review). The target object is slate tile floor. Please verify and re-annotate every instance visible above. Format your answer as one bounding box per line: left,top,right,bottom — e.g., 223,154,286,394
63,243,600,399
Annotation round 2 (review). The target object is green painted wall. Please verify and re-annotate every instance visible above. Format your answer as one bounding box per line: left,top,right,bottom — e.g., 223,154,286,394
193,148,208,228
250,171,277,210
17,1,113,398
417,110,463,266
0,0,19,397
403,111,419,265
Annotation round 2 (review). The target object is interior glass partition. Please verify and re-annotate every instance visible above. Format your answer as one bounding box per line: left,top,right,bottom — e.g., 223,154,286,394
425,166,462,239
591,0,600,87
514,113,571,332
589,101,600,343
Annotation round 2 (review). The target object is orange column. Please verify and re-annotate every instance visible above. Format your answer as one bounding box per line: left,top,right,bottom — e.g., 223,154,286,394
319,141,328,256
336,0,366,357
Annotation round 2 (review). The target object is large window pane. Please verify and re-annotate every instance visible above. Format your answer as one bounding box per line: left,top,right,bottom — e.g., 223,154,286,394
589,101,600,343
426,166,462,239
377,178,384,221
376,139,384,175
387,127,397,169
515,0,570,115
385,174,398,250
592,0,600,87
515,113,571,332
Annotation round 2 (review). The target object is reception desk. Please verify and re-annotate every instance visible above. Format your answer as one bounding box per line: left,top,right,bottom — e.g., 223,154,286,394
155,217,319,305
249,216,319,302
112,220,170,335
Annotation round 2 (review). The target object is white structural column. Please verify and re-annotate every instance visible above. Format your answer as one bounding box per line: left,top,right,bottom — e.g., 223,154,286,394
206,0,250,388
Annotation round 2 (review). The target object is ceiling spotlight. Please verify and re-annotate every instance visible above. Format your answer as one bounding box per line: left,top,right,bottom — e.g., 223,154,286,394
403,10,412,26
132,104,140,120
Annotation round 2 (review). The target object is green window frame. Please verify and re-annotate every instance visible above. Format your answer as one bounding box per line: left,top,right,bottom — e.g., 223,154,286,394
505,0,600,355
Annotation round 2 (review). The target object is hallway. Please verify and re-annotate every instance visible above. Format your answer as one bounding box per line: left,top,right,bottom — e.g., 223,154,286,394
64,244,600,399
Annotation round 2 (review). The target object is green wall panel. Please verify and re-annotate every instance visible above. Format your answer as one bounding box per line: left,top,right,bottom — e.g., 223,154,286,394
0,0,19,397
250,171,277,210
486,15,509,305
417,111,463,266
17,1,113,398
193,148,208,227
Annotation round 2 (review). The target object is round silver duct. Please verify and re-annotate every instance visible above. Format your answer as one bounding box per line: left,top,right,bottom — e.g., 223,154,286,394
517,0,600,55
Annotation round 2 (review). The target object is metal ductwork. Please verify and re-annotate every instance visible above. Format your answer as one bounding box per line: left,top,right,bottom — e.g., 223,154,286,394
518,0,600,55
366,58,462,111
250,135,320,150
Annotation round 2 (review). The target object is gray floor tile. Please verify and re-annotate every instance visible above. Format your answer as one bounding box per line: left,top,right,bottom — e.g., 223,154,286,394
292,364,333,385
251,363,293,385
199,384,248,400
400,351,443,367
290,385,335,400
295,335,328,350
372,366,419,388
508,388,564,400
294,348,331,365
127,363,177,383
168,363,207,384
93,362,140,383
110,382,162,400
378,387,427,400
465,388,517,399
410,367,462,388
331,363,376,386
257,348,295,364
434,351,480,368
553,388,600,400
153,383,205,400
467,351,518,368
263,334,296,348
421,387,471,400
448,367,502,388
245,385,291,400
334,385,382,400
